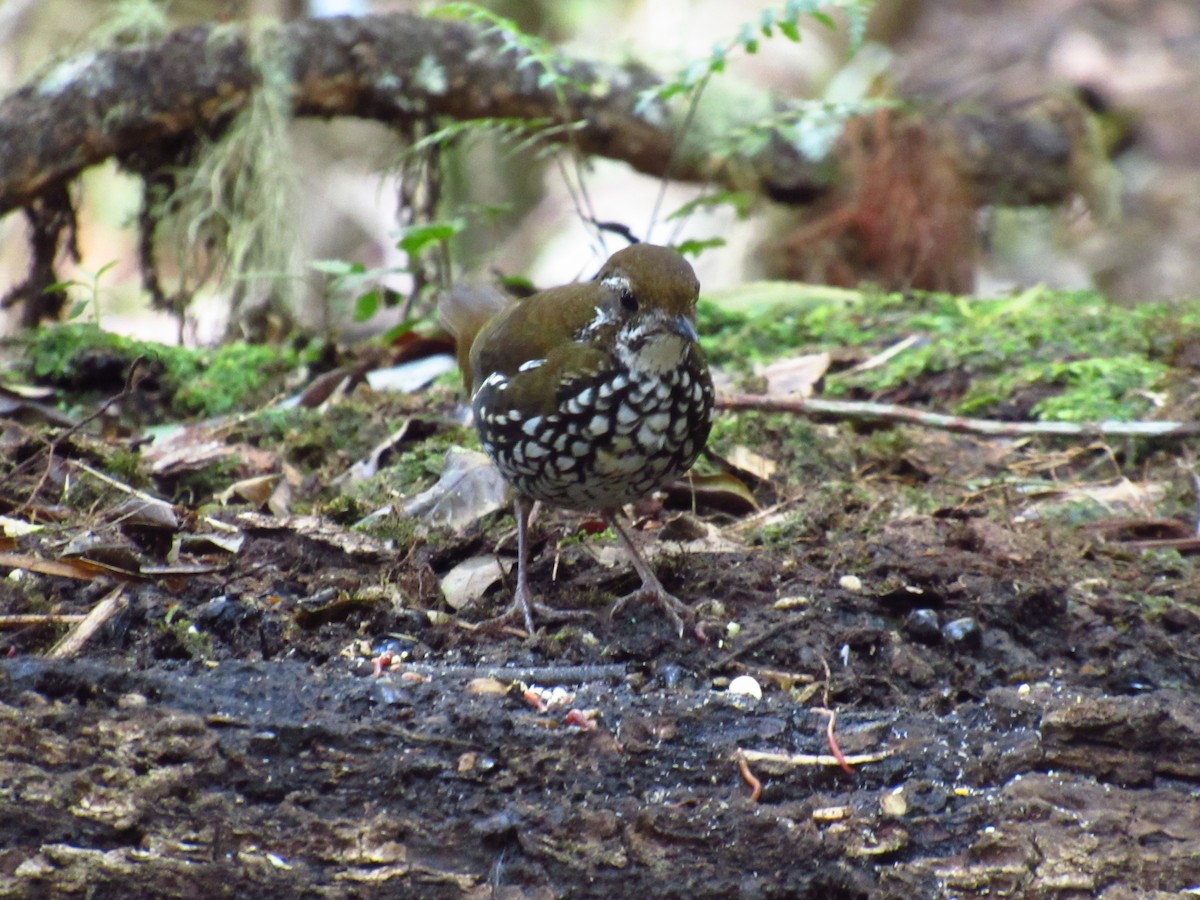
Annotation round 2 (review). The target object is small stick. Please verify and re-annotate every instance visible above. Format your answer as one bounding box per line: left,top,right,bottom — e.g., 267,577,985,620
736,747,893,768
0,614,86,628
716,394,1200,439
394,662,628,684
71,459,168,506
48,584,126,659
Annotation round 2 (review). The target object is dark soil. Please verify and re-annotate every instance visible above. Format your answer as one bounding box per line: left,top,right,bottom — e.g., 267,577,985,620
2,448,1199,898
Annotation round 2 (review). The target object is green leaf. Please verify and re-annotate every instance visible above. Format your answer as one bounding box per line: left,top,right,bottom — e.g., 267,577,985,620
396,219,465,257
381,319,419,345
666,190,754,222
354,290,380,322
310,259,362,277
674,237,726,257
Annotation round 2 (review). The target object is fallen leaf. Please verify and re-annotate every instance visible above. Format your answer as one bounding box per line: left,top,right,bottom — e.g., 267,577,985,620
0,552,105,581
0,516,44,538
109,498,179,531
754,352,831,397
234,512,393,559
440,555,511,610
218,475,282,508
400,448,510,533
365,355,457,393
662,472,758,515
724,445,778,481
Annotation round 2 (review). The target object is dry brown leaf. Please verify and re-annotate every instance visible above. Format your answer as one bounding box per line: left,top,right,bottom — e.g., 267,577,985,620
725,445,779,481
754,352,831,397
109,498,179,531
0,552,104,581
218,475,281,508
234,512,393,559
400,448,510,533
439,555,512,610
684,472,759,515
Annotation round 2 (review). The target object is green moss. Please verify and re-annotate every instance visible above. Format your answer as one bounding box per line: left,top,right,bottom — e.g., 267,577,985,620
356,514,420,547
708,410,839,485
701,283,1200,423
23,323,302,418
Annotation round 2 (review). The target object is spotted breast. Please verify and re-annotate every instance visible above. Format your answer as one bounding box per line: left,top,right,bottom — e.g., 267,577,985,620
439,244,714,635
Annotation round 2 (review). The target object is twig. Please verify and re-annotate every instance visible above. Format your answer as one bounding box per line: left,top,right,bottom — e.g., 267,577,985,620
48,584,126,658
394,662,627,684
716,393,1200,439
13,357,151,511
703,614,812,676
71,458,169,506
0,614,86,628
735,746,893,768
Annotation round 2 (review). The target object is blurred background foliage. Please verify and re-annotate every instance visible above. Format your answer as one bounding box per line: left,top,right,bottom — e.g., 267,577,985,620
2,0,1199,344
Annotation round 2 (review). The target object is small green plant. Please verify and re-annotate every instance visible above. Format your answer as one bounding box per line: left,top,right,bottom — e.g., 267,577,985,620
429,3,589,95
44,261,119,325
313,216,466,334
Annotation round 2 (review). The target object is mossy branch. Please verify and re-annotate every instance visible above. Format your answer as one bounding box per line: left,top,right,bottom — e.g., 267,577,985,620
0,12,1086,219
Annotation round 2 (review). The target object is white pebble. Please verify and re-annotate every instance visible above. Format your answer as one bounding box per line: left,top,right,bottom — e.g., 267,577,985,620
839,574,863,592
727,675,762,700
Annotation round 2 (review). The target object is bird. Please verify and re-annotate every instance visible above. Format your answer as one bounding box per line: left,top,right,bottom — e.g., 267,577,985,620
439,243,714,636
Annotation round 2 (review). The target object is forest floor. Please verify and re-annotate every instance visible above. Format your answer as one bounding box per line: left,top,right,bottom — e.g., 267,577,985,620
1,287,1199,898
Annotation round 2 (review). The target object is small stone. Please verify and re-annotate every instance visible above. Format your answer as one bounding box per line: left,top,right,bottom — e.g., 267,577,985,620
839,574,863,592
904,608,942,644
117,692,147,710
657,664,684,689
880,789,908,817
727,675,762,700
774,595,810,610
943,617,983,651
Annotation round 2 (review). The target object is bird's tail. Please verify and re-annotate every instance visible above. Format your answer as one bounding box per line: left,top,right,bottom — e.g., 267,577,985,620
437,283,510,394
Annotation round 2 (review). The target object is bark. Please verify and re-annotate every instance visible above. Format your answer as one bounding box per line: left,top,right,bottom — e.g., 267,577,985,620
0,12,1085,219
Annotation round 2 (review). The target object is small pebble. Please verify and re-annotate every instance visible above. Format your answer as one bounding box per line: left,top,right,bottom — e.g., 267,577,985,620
727,675,762,700
773,595,810,610
904,608,942,644
943,616,983,651
839,574,863,592
658,663,684,689
880,789,908,817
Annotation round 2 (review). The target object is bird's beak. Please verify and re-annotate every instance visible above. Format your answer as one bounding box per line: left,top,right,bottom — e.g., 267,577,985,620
666,314,699,343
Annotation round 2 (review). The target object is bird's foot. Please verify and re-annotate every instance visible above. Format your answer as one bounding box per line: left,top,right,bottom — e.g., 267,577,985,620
477,586,590,636
610,579,694,638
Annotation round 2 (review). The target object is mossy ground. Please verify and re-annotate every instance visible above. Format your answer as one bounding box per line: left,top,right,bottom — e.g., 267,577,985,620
700,284,1200,422
2,288,1199,895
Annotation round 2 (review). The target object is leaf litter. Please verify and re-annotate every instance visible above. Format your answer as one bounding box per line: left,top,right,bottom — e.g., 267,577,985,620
0,307,1199,896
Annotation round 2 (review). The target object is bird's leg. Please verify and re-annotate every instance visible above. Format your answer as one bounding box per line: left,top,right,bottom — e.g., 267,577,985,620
484,496,589,634
606,511,693,637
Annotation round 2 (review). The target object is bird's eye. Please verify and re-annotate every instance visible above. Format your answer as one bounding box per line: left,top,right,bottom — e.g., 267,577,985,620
620,290,639,313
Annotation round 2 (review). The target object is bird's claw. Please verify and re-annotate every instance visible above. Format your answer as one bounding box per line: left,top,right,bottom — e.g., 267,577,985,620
478,592,590,636
610,584,694,638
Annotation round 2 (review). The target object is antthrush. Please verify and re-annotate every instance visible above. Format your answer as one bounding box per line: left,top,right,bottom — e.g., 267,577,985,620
439,244,714,635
